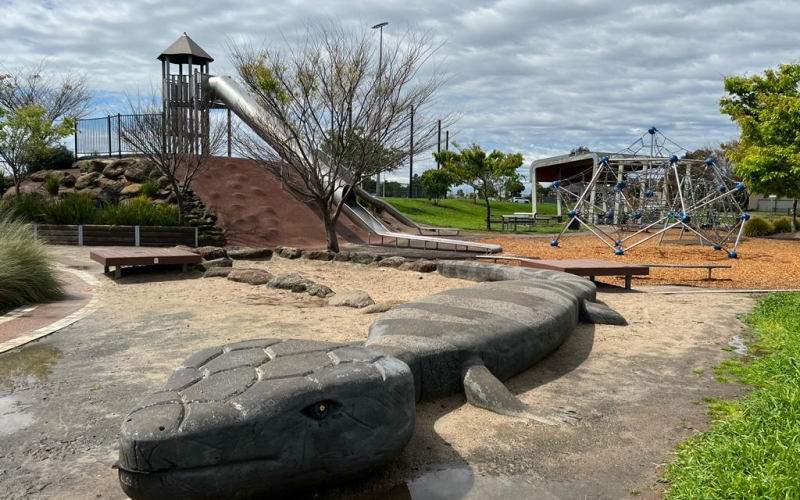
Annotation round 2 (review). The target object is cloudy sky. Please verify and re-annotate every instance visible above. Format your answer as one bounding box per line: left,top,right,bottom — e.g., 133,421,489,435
2,0,798,187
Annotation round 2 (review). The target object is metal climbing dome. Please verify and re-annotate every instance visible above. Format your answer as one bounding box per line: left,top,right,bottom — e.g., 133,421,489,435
547,127,749,257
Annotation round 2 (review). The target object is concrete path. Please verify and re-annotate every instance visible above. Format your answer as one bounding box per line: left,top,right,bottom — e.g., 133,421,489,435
0,252,102,354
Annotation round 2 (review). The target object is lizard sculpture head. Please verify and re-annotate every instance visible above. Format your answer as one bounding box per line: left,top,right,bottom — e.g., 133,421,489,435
117,339,415,499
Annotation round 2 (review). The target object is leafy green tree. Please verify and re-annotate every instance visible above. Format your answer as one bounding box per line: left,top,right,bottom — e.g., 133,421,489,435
720,63,800,232
419,167,455,205
322,127,404,185
433,143,523,230
536,183,550,197
0,104,75,194
503,174,525,198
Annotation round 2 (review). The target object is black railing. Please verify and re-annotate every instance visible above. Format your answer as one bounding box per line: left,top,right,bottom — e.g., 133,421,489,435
74,112,234,159
74,114,160,158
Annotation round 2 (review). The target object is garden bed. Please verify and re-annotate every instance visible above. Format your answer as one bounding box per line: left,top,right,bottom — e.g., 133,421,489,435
31,224,197,247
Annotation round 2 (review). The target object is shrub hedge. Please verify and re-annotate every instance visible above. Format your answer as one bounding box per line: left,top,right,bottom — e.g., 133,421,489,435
0,193,183,226
742,217,774,237
24,144,76,173
770,217,797,233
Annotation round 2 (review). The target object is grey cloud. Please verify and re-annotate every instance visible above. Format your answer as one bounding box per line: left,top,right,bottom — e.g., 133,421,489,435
0,0,794,179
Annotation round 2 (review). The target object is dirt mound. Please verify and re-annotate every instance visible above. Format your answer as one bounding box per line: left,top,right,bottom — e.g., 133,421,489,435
191,157,369,249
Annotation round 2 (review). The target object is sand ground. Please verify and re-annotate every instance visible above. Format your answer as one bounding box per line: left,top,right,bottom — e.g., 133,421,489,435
0,243,763,500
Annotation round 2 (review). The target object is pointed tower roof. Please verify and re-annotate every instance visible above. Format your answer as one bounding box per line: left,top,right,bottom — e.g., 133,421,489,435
157,32,214,64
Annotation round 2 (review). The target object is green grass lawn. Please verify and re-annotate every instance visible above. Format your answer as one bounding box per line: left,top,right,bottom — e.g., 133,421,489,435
381,197,562,233
664,292,800,499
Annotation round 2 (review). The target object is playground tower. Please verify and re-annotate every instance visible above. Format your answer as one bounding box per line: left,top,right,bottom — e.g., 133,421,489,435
157,33,214,155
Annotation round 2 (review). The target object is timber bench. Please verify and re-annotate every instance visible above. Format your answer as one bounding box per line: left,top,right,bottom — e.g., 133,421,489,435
487,217,505,229
635,263,732,280
89,248,202,279
531,214,562,225
474,256,649,290
489,214,563,231
502,216,537,231
474,254,542,266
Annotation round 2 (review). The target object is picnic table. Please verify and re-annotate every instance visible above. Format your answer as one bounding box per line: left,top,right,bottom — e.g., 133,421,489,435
498,213,562,231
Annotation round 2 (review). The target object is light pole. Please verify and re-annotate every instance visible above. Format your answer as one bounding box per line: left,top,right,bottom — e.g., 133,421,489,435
372,21,388,197
372,22,388,76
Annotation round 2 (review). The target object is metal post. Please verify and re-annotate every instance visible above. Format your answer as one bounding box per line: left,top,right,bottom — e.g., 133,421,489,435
73,122,79,159
107,115,112,157
436,120,441,169
117,114,122,158
408,105,414,198
227,109,232,157
372,21,388,197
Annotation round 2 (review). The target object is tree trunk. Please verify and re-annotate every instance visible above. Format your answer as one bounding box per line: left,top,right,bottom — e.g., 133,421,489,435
171,179,184,224
175,192,184,224
792,199,797,233
320,202,340,253
484,196,492,231
12,171,21,195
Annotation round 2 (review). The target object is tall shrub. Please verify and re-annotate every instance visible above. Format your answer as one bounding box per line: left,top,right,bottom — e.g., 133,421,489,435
0,215,64,309
25,144,75,173
743,217,774,237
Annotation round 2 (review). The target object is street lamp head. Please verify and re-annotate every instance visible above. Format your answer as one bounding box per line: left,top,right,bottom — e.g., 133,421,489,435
372,22,388,29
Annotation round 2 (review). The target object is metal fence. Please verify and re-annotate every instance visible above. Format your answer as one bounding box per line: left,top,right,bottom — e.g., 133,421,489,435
75,112,236,159
73,114,160,158
757,198,796,213
71,114,426,198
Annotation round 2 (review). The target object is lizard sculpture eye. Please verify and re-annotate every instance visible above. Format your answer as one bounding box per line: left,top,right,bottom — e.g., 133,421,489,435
302,400,337,420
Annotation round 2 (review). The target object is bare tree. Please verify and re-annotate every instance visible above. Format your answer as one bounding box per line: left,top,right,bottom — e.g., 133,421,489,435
118,92,228,222
229,21,456,252
0,60,92,121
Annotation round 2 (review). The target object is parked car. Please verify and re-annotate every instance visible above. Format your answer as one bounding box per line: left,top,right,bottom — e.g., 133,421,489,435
511,197,530,203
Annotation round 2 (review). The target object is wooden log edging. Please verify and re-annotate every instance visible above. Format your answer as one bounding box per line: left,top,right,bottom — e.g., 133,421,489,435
30,224,198,248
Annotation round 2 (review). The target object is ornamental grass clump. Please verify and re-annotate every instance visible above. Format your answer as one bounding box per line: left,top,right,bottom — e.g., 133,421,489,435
0,214,64,310
770,217,797,234
100,195,179,226
139,179,160,199
742,217,774,237
43,173,61,196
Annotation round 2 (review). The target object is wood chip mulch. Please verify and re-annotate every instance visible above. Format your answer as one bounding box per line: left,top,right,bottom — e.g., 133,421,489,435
477,230,800,290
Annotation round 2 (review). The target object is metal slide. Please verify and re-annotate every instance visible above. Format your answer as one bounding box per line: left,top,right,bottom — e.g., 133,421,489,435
202,75,501,254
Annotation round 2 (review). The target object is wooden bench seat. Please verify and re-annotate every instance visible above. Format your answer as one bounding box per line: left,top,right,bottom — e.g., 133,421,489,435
474,256,649,289
635,263,732,280
89,248,202,279
473,254,542,265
